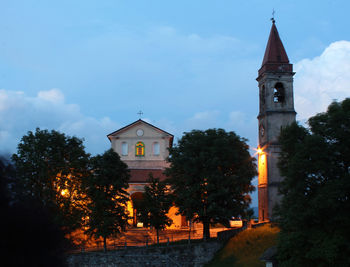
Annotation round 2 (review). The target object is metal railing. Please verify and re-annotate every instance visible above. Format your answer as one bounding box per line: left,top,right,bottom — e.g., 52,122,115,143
70,228,205,252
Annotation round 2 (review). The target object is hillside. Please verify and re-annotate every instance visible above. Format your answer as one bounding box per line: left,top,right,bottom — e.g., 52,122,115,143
207,224,279,267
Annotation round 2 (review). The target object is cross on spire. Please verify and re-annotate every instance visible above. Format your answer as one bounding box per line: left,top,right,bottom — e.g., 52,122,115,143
137,110,143,119
271,9,276,23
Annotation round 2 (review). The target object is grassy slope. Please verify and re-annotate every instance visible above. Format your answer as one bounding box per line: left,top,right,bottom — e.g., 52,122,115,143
206,224,280,267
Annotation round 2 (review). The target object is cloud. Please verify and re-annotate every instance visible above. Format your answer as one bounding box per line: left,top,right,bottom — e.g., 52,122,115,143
0,89,119,155
295,40,350,121
185,110,221,130
37,89,64,103
181,109,257,146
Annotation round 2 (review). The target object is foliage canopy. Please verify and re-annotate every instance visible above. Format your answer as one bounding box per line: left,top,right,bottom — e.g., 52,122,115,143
276,98,350,266
12,128,90,233
136,174,173,244
84,148,130,251
0,158,68,267
166,128,257,239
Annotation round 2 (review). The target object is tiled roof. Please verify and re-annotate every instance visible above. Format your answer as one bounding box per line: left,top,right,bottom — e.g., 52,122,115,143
262,21,289,65
258,21,293,76
129,169,167,183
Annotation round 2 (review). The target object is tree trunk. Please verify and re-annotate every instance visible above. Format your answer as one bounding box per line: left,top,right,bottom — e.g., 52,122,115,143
133,208,137,227
156,228,159,245
203,220,210,240
103,236,107,252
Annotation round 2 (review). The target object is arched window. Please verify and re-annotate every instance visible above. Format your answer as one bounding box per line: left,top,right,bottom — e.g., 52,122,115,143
260,85,266,106
121,142,128,156
135,142,145,156
273,82,285,103
153,142,160,155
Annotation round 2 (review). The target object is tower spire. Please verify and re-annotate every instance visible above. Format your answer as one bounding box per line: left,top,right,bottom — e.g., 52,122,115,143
258,20,292,77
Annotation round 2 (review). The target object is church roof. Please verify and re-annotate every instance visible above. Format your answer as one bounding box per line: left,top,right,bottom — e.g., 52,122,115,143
129,168,167,183
258,20,293,77
107,119,174,146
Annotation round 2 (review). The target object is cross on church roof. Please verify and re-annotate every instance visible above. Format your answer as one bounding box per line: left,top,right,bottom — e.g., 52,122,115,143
137,110,143,119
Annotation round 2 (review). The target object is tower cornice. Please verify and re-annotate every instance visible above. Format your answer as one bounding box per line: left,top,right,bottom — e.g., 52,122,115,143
257,110,297,119
256,70,295,82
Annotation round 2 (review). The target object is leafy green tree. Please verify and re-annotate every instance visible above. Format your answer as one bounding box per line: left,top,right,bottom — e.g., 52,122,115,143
12,128,90,233
276,98,350,266
137,175,173,244
84,149,130,252
166,129,257,239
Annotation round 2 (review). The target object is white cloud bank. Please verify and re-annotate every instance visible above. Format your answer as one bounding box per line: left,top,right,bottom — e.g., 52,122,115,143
295,40,350,121
0,88,119,156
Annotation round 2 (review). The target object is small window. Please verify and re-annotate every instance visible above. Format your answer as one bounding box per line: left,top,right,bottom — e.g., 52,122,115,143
260,85,266,106
153,142,160,155
273,82,285,103
135,142,145,157
121,142,128,156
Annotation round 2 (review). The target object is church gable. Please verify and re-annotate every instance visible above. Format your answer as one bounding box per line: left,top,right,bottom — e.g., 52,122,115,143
107,119,173,140
107,119,173,164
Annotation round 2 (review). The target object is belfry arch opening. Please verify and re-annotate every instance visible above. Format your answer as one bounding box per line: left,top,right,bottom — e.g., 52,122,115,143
273,82,285,103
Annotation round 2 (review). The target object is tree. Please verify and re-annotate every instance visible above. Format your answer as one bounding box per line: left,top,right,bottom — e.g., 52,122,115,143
166,129,257,239
0,156,13,210
0,158,68,267
12,128,90,233
137,174,173,244
276,98,350,266
84,149,130,252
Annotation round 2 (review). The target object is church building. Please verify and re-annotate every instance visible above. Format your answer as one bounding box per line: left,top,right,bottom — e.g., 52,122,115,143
106,19,296,226
107,119,185,228
257,19,296,222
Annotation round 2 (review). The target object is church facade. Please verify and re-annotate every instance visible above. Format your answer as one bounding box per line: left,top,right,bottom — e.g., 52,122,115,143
107,119,185,228
257,20,296,221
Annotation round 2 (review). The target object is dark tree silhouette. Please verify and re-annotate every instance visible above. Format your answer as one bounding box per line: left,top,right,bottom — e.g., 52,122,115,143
0,158,68,267
276,98,350,266
137,175,173,244
12,128,90,233
84,149,130,252
166,129,256,239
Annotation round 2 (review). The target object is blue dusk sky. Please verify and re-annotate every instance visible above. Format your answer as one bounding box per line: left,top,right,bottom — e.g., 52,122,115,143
1,1,350,206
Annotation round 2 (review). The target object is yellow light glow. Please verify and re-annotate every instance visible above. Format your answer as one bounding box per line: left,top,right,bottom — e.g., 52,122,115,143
258,153,267,185
61,189,69,196
251,146,264,157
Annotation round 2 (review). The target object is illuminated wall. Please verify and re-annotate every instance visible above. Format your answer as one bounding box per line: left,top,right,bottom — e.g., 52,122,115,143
258,151,268,221
258,153,267,185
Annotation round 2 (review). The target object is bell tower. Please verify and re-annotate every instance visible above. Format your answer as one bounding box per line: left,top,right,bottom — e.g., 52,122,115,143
257,19,296,221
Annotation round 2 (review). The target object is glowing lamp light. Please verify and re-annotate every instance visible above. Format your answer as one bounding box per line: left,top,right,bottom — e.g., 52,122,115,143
257,148,263,154
61,189,69,196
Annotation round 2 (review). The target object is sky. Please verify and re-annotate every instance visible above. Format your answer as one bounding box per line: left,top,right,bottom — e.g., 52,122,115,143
1,1,350,206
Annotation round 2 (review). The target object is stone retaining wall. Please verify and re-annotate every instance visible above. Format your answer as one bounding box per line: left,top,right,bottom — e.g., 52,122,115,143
67,241,222,267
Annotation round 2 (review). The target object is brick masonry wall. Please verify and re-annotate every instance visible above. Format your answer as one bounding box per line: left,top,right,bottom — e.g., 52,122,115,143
67,241,222,267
